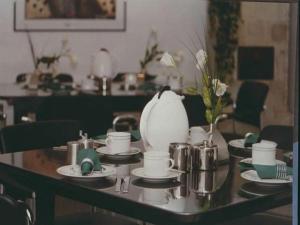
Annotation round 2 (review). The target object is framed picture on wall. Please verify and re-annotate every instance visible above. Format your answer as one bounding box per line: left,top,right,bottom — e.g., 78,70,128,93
14,0,127,32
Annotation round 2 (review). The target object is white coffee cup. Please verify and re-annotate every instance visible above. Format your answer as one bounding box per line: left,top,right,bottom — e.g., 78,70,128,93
105,132,131,154
144,151,175,177
189,126,209,144
252,140,277,165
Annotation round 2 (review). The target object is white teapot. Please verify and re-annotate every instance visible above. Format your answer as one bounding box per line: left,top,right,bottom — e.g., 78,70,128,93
91,48,113,78
140,87,189,152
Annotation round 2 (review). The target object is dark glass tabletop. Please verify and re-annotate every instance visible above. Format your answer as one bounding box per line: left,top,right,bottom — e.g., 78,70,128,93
0,142,292,225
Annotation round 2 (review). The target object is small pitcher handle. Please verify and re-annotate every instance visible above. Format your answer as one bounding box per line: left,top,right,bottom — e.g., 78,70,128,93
168,159,175,169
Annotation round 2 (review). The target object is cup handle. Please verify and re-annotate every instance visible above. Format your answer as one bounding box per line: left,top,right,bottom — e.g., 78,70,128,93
105,137,111,146
168,159,175,169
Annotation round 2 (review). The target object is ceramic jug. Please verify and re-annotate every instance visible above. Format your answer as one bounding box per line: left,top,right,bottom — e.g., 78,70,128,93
91,48,113,78
140,86,189,152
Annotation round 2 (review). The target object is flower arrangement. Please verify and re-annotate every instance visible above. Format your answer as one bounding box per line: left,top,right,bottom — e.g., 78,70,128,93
36,38,77,75
160,49,228,138
139,29,163,74
194,49,228,125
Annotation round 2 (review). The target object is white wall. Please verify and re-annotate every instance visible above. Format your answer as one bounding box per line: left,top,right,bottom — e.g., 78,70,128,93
0,0,207,86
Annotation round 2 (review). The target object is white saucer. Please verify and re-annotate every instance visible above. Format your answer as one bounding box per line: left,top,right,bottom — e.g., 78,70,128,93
240,158,286,165
131,168,180,183
241,170,293,185
56,165,116,181
228,139,251,149
80,86,99,91
96,146,141,160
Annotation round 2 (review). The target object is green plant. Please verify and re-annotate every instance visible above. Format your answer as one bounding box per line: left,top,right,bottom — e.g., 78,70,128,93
208,0,241,83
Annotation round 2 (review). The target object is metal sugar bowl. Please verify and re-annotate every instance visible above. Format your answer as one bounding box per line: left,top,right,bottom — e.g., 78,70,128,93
191,140,218,171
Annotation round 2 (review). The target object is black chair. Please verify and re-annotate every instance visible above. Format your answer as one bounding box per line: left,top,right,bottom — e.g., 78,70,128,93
218,81,269,142
0,120,80,153
260,125,293,151
0,182,34,225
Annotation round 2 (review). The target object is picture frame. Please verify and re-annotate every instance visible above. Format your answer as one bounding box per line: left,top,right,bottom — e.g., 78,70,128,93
14,0,127,32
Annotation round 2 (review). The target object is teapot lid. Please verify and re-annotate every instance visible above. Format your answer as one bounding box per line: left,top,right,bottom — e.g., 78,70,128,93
156,86,184,101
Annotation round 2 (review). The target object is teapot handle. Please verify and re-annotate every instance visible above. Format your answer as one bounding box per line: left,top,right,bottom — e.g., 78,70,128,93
139,95,159,150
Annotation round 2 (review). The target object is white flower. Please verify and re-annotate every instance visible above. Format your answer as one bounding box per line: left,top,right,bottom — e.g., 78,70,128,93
195,49,207,70
212,79,228,97
160,52,176,67
173,50,184,64
68,54,78,67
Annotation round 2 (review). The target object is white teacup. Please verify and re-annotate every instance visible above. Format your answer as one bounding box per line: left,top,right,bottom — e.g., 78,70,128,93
105,132,131,154
189,126,209,144
252,140,277,165
81,79,97,90
144,151,175,177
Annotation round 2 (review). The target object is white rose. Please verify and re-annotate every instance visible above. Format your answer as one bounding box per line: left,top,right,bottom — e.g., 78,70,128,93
160,52,176,67
212,79,228,97
196,49,207,70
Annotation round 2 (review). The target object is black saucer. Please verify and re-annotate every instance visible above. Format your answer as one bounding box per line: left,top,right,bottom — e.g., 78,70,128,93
238,182,291,198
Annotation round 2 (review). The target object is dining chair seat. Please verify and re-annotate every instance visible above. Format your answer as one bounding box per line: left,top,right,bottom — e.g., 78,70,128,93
0,120,80,153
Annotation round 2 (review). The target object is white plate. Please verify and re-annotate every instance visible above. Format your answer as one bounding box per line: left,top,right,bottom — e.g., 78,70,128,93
131,168,180,183
241,170,292,184
240,158,286,165
57,165,116,180
96,146,141,160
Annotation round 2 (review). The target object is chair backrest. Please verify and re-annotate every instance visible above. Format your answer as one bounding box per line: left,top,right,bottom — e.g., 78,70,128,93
0,120,80,153
234,81,269,127
260,125,293,151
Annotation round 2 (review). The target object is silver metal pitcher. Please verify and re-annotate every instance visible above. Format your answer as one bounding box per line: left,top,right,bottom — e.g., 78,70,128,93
169,143,192,172
190,170,217,195
191,140,218,171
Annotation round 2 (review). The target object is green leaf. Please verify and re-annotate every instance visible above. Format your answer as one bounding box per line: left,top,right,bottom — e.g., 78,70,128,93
213,97,223,120
205,109,213,124
202,86,211,108
184,87,199,95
